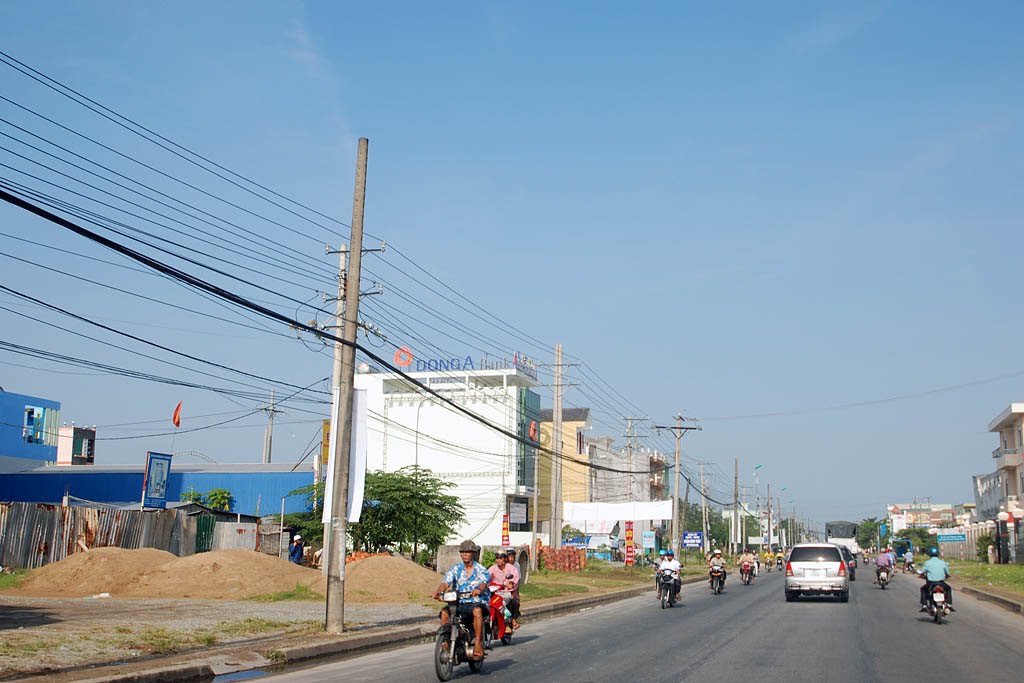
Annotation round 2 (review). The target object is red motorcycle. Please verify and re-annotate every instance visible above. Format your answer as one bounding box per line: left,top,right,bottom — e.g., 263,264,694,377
484,583,514,648
740,561,754,585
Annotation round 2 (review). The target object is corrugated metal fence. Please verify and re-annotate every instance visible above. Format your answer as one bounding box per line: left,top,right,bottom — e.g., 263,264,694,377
0,502,198,569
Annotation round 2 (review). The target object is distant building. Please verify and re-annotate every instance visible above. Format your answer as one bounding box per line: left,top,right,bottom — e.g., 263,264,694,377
56,425,96,466
0,389,60,472
538,407,592,524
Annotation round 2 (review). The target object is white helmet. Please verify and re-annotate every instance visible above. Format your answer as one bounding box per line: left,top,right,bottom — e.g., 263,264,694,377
713,549,722,555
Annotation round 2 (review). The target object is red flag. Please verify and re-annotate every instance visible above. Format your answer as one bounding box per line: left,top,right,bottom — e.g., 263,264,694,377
172,401,182,428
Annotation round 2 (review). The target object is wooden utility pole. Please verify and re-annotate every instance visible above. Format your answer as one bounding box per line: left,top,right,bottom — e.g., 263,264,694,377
550,343,563,548
325,138,368,634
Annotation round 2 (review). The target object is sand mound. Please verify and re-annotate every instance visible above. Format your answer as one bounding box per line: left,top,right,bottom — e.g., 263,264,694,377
16,547,176,597
11,548,443,601
119,549,327,599
344,554,441,603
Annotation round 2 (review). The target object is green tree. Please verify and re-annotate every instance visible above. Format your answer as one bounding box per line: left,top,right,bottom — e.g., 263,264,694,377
285,480,326,547
205,488,233,511
857,517,880,548
976,532,994,562
349,466,465,554
179,487,203,504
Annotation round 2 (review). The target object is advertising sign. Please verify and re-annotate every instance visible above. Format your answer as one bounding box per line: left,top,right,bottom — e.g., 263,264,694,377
502,514,510,546
642,530,656,549
624,521,635,566
682,531,703,549
509,502,528,525
142,452,172,509
937,533,966,542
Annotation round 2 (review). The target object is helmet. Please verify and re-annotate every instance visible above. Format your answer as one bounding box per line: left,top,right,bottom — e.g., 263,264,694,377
665,549,674,556
928,547,939,557
659,549,667,557
713,549,722,555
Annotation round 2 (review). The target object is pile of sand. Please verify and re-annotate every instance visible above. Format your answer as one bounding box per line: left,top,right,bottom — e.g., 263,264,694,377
16,547,176,597
10,548,442,602
344,554,442,603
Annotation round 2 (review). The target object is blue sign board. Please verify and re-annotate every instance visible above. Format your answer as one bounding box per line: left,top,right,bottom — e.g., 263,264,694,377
879,523,887,538
565,536,590,548
642,531,656,549
142,452,172,509
682,531,703,549
937,533,966,542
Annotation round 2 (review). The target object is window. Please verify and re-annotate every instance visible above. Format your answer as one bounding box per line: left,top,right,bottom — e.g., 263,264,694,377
789,546,842,563
23,406,44,443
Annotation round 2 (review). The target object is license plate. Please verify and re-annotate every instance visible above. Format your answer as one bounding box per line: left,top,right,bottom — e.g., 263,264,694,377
806,569,824,578
933,593,945,603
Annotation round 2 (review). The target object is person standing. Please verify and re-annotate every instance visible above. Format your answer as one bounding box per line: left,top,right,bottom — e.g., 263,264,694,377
288,534,305,565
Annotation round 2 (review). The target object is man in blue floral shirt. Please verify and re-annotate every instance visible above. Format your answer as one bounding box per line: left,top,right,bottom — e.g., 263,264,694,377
434,539,489,660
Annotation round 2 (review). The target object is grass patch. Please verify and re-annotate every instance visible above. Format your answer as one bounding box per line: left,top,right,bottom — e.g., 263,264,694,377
519,582,589,600
0,637,57,656
0,570,28,590
216,618,293,637
947,559,1024,598
248,583,322,602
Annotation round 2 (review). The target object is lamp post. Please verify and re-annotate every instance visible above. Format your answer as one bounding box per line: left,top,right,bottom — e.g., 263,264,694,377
997,511,1011,564
413,397,434,560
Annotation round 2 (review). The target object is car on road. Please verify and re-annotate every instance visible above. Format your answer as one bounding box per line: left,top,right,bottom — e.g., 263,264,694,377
838,545,857,581
784,543,850,602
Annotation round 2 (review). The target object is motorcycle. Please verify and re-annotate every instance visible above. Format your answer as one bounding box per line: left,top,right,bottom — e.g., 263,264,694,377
434,591,485,681
657,569,679,608
709,566,726,594
776,557,783,571
740,561,754,585
484,583,514,647
877,567,890,589
927,583,951,624
903,560,915,574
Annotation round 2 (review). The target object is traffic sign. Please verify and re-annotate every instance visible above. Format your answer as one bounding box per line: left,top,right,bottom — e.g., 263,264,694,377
682,531,703,548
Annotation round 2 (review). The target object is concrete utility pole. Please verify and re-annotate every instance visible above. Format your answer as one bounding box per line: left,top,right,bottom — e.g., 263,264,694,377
261,389,281,464
624,417,634,502
733,458,739,555
700,462,709,554
550,343,564,548
325,137,368,634
766,483,772,551
653,415,700,553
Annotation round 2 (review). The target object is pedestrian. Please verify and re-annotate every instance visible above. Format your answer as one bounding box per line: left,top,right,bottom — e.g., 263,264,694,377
289,534,305,565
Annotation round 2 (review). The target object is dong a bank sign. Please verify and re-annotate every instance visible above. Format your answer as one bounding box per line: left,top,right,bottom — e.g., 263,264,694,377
392,347,538,380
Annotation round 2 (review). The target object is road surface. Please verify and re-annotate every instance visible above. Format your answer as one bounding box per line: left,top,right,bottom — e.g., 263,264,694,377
259,569,1024,682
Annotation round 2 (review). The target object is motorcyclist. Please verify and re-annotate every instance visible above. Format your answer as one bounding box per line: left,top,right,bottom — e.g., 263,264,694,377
918,547,954,612
903,549,915,573
434,540,489,661
874,546,894,583
654,549,667,590
708,549,728,588
657,549,682,601
762,549,774,571
738,548,757,581
774,549,785,569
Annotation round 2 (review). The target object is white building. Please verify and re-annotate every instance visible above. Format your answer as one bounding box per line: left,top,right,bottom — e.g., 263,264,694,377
355,357,541,547
975,403,1024,520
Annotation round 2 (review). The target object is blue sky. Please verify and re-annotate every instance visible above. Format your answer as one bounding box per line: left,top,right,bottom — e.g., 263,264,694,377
0,1,1022,524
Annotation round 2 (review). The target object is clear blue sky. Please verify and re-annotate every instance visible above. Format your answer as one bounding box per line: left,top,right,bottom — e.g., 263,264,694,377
0,1,1022,525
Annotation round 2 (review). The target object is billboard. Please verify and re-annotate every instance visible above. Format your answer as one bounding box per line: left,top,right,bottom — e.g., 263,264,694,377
142,452,172,509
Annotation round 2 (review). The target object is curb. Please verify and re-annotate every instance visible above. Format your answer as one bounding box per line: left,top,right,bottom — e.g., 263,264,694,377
960,585,1024,615
69,663,216,683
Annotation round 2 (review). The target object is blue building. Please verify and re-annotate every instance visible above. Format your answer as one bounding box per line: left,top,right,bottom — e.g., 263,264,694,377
0,390,61,472
0,463,316,515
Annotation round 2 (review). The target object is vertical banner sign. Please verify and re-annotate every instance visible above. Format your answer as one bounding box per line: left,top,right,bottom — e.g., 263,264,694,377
321,419,331,466
142,452,172,509
625,520,635,566
502,514,510,546
322,388,368,524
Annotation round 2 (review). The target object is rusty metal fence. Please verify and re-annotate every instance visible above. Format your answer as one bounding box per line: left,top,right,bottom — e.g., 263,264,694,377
0,502,197,569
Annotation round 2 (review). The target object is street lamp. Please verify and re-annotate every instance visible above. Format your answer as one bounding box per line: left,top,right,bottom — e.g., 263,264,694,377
997,511,1011,564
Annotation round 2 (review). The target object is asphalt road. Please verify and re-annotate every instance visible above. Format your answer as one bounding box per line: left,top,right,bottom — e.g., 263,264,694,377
261,568,1024,682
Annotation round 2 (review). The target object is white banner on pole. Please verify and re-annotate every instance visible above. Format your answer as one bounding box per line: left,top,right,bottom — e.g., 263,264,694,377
321,388,368,524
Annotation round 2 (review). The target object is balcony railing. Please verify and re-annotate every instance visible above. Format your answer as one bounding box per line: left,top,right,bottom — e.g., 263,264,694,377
993,446,1022,459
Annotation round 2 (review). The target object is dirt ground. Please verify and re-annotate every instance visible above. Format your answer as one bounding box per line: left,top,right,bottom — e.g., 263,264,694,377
0,547,449,678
